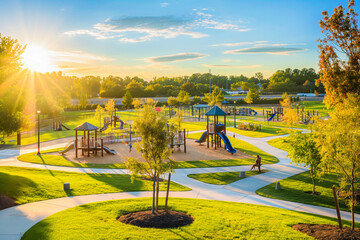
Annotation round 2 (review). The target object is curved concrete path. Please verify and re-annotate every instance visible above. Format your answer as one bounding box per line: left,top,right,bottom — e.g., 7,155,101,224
0,131,359,240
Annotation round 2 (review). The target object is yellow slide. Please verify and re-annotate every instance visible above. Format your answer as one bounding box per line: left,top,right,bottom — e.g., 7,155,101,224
58,142,75,155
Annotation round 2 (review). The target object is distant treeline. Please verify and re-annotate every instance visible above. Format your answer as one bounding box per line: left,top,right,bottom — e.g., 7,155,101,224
42,67,323,100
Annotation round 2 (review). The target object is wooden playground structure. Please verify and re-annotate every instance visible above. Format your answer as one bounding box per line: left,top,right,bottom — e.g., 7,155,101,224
169,128,187,153
206,106,227,150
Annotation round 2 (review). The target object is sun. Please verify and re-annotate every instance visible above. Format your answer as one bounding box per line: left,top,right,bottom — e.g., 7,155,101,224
22,45,57,73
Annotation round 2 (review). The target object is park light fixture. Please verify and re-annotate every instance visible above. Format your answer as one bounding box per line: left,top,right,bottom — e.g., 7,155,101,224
37,110,41,155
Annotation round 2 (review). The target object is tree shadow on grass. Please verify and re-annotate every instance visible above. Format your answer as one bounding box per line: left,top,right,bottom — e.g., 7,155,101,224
21,219,52,240
0,171,38,207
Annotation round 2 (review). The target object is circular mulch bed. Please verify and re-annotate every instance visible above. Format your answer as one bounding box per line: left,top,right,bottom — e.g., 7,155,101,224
293,224,360,240
118,210,194,228
0,195,17,210
304,191,321,196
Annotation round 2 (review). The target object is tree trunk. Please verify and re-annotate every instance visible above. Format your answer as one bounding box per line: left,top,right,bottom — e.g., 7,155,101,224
155,173,160,212
351,161,355,230
165,173,171,211
152,169,156,214
311,166,315,194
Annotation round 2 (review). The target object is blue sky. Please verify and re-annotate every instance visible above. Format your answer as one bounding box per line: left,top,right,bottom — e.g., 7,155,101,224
0,0,356,79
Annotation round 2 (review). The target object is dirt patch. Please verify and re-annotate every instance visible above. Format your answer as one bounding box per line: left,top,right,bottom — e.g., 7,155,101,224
118,210,193,228
0,195,17,210
304,191,321,196
293,224,360,240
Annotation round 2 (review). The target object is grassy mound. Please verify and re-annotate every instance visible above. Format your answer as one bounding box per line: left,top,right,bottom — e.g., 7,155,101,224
22,198,351,240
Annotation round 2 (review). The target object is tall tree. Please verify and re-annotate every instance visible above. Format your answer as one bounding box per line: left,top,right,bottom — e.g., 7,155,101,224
318,0,360,106
177,90,191,106
316,95,360,230
122,90,133,109
125,103,176,213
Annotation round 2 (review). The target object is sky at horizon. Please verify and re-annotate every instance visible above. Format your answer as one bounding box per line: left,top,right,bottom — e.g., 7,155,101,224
0,0,356,80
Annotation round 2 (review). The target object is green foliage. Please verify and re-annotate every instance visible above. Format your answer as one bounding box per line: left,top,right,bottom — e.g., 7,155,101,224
121,90,133,109
0,33,26,81
245,89,260,104
316,94,360,228
287,131,322,194
203,86,224,105
125,103,176,212
176,90,191,105
167,96,177,106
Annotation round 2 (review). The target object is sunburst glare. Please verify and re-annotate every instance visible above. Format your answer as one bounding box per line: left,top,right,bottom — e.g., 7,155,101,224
22,45,57,73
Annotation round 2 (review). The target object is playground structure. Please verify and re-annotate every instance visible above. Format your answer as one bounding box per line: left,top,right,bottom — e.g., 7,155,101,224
52,120,70,131
297,106,319,124
264,107,284,122
168,128,187,152
196,106,236,154
100,116,124,133
69,122,117,158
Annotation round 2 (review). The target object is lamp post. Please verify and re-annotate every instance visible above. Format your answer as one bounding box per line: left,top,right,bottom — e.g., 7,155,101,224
233,101,236,128
209,69,211,95
37,110,41,155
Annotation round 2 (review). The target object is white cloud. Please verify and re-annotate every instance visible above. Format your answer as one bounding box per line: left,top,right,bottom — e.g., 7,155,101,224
212,41,268,47
64,10,250,42
224,46,307,55
144,52,208,63
161,2,168,7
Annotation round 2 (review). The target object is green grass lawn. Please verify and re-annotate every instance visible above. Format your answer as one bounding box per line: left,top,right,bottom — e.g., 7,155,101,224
256,171,360,214
188,132,279,165
21,197,354,240
188,170,268,185
267,137,290,152
4,110,141,146
0,166,190,205
227,125,288,138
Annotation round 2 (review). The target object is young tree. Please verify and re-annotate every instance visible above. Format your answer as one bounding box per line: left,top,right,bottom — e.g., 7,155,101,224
132,98,143,109
287,131,322,194
244,89,260,104
122,90,133,109
125,103,176,213
280,97,298,128
177,90,191,106
104,99,115,116
94,105,105,128
318,0,360,106
316,95,360,230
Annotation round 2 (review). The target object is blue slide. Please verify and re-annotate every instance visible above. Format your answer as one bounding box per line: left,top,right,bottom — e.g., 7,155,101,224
267,113,277,121
217,132,237,154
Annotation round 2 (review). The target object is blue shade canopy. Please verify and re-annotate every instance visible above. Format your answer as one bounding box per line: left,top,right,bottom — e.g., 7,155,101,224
74,122,99,131
193,104,210,108
205,106,227,116
222,100,229,104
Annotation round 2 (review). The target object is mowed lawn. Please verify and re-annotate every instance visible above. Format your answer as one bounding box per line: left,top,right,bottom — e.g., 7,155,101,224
21,198,353,240
0,166,190,204
227,125,288,138
267,137,290,152
188,170,268,185
256,171,360,214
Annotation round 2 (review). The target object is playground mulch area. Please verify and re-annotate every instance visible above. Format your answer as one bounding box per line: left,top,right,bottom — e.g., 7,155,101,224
292,224,360,240
64,140,252,164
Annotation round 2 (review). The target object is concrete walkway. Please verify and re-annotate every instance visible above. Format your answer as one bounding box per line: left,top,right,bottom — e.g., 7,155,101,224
0,131,358,240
